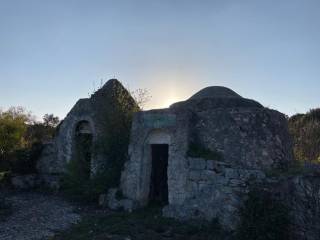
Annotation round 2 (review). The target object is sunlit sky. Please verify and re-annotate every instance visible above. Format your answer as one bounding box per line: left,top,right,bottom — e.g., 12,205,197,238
1,0,320,119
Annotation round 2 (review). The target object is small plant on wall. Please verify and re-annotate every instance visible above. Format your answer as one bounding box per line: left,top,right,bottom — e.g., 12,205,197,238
187,113,224,161
187,142,223,161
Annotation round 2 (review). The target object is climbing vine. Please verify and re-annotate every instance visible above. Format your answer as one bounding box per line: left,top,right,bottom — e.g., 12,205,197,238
62,80,139,202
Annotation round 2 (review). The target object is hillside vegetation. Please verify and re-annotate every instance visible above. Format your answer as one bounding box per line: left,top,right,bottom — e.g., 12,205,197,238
0,107,59,175
289,108,320,164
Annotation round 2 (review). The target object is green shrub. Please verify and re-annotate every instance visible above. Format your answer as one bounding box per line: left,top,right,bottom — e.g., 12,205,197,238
235,188,290,240
0,107,57,174
0,107,29,159
10,142,43,174
187,142,223,160
289,109,320,164
304,108,320,121
61,80,139,203
61,163,120,203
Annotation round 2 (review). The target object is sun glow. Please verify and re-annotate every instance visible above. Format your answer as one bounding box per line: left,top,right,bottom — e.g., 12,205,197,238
145,94,184,110
162,97,181,108
142,71,199,110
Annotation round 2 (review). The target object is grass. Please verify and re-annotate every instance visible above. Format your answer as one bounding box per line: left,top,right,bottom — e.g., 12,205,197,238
52,206,228,240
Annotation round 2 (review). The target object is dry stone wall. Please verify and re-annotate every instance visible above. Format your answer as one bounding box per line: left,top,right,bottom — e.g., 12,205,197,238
288,174,320,240
163,157,266,228
120,88,293,230
37,79,138,186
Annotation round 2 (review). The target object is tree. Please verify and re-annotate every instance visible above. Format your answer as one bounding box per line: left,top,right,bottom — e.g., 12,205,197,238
0,107,32,157
43,114,60,127
0,115,26,156
130,88,152,109
289,109,320,164
0,108,60,173
90,78,152,110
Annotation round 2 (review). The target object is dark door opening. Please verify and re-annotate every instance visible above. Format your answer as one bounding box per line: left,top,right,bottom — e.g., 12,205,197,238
74,133,92,180
149,144,169,205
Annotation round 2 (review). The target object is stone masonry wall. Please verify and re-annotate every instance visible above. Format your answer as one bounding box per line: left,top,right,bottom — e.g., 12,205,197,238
120,104,292,230
163,158,266,228
121,110,190,206
37,98,96,176
288,174,320,240
37,79,138,186
193,108,292,170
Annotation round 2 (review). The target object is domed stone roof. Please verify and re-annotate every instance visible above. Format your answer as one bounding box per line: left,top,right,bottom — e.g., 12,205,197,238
170,86,263,110
189,86,242,100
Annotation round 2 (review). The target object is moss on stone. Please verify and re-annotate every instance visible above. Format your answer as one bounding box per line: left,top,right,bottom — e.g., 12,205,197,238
187,142,223,161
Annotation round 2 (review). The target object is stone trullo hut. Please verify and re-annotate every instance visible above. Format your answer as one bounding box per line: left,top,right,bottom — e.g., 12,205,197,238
37,79,138,186
116,86,293,228
37,81,293,229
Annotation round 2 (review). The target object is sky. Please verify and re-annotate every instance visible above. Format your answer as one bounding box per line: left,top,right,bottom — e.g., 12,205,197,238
0,0,320,119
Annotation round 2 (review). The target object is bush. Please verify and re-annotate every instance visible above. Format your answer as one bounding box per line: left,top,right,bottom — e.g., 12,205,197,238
61,81,139,203
0,107,30,149
305,108,320,121
235,188,290,240
10,143,43,174
0,143,43,175
187,142,223,161
289,109,320,164
0,107,57,174
61,161,122,203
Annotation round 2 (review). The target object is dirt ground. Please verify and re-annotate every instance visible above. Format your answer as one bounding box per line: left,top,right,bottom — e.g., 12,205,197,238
0,191,80,240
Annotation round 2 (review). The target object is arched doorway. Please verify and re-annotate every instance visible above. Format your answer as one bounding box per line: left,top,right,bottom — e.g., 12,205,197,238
73,120,93,179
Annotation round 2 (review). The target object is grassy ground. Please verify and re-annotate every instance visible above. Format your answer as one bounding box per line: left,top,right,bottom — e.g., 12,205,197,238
52,206,230,240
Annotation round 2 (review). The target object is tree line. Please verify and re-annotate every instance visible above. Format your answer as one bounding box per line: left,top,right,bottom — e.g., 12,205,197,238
0,107,59,174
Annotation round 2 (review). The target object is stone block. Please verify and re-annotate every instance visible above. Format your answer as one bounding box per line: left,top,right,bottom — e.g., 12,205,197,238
198,182,210,192
106,188,137,212
189,170,201,181
221,186,234,194
189,158,206,170
225,168,239,179
206,160,215,170
215,176,228,185
229,179,245,187
201,170,216,182
186,181,198,193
